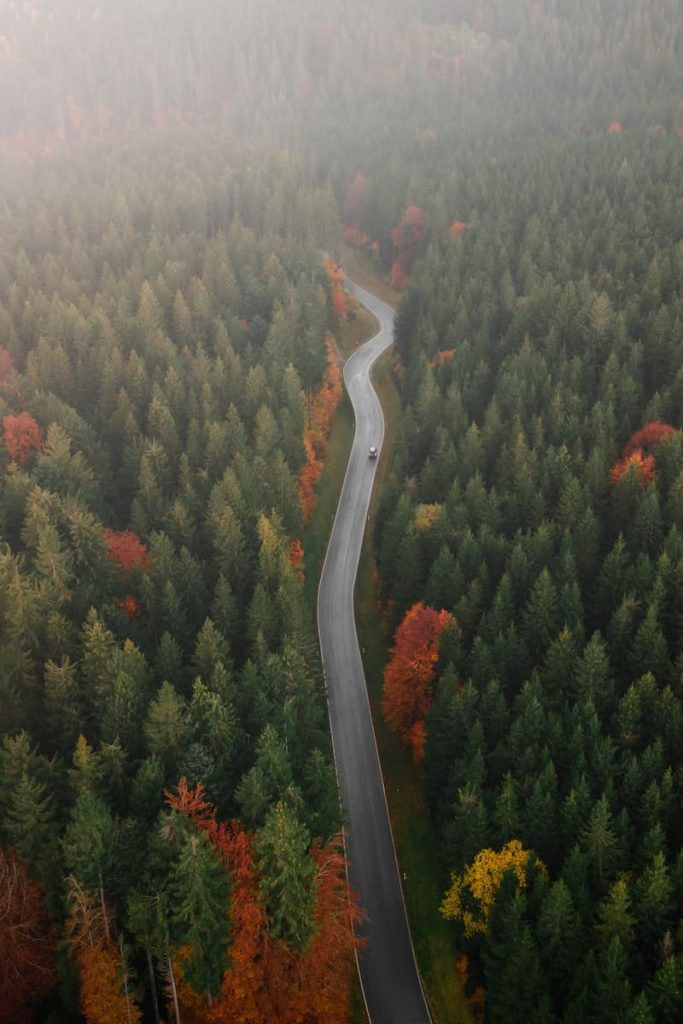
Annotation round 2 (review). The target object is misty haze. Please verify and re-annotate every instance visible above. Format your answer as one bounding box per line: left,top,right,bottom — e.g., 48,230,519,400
1,3,683,1023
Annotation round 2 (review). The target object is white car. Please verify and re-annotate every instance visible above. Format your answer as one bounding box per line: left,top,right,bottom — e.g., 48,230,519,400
368,445,378,459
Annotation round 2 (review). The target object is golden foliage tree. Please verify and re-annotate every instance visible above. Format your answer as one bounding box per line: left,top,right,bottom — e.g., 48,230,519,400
440,840,541,937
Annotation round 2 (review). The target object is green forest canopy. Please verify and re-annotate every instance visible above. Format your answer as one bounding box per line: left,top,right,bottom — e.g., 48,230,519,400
1,1,683,1021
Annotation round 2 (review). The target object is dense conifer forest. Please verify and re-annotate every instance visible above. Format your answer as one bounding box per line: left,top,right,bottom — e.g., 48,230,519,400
0,139,353,1021
376,135,683,1021
1,1,683,1021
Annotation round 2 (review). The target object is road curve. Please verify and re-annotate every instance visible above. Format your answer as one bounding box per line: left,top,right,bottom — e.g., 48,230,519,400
318,279,432,1024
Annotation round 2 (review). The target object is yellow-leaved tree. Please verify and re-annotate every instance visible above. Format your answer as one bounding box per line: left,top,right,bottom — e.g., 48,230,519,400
440,840,543,937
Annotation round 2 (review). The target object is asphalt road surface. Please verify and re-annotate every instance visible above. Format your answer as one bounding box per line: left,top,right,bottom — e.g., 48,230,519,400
318,279,432,1024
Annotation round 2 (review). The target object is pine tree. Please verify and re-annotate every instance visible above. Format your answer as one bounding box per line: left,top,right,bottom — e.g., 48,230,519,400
580,795,617,889
5,771,59,890
646,957,683,1024
170,831,230,1003
595,877,636,950
537,878,582,992
144,682,189,771
254,801,315,951
593,937,633,1024
62,789,117,895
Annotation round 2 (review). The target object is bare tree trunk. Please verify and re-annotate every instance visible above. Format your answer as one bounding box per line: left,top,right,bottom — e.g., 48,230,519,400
119,934,133,1024
167,954,182,1024
147,949,160,1022
99,876,110,944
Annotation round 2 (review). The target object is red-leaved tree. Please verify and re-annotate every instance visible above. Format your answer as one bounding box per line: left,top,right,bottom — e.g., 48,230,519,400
448,220,467,237
0,849,57,1023
298,341,343,522
609,421,678,486
382,602,454,766
114,594,142,619
289,539,305,584
103,529,152,579
609,448,657,487
2,412,43,464
622,421,677,458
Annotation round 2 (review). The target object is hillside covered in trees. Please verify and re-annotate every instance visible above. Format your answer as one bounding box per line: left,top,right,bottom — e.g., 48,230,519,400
0,138,357,1021
1,0,683,1021
375,134,683,1022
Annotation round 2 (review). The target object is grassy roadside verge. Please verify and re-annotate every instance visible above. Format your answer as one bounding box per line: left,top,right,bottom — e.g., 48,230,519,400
340,241,399,308
303,249,471,1024
301,389,354,612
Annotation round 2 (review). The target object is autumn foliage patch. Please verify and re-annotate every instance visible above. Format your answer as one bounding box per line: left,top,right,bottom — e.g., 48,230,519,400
609,449,657,487
166,782,362,1024
297,341,342,522
0,849,57,1023
389,205,426,290
429,349,456,368
622,421,677,458
103,529,152,578
610,421,678,486
2,412,43,464
324,259,348,320
79,944,143,1024
66,880,142,1024
382,601,453,767
289,539,305,584
440,840,540,937
114,594,142,619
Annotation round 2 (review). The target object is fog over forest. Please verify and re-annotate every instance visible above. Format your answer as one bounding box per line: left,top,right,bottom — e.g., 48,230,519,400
1,2,683,1023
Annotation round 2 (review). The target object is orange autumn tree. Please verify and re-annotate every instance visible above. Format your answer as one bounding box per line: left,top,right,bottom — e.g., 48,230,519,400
103,528,152,578
165,780,274,1024
0,848,57,1023
610,421,678,486
622,421,677,457
389,205,426,289
66,877,142,1024
609,449,657,487
298,341,343,522
289,539,305,584
2,412,43,464
166,782,363,1024
115,594,142,619
324,259,348,320
382,602,454,766
429,349,456,369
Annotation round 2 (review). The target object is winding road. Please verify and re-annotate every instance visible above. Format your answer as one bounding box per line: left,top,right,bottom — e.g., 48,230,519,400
318,280,432,1024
